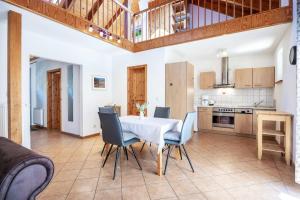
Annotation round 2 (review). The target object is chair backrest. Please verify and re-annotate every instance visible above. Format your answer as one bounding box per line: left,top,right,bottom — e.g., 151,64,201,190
98,112,124,146
99,106,114,113
154,107,170,118
180,112,196,144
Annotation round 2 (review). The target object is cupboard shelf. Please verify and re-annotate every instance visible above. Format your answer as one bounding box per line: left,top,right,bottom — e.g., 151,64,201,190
262,129,285,137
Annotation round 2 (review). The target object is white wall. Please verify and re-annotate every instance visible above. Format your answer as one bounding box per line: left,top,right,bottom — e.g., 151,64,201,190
30,59,81,135
0,1,116,147
112,48,166,116
273,25,297,160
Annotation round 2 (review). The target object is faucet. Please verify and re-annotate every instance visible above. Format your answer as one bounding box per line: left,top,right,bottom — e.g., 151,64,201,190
254,100,264,107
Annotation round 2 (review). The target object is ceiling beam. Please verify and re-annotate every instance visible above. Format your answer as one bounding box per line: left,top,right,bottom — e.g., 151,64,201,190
86,0,105,21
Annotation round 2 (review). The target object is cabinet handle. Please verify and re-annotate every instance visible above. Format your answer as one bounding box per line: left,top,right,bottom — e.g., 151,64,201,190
169,83,173,86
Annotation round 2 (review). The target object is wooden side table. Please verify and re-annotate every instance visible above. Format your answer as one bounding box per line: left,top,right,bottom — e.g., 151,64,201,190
256,111,292,165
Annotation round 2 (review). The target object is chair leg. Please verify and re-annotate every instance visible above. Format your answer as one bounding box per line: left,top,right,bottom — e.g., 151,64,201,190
163,145,173,175
178,145,183,160
123,147,128,160
140,142,146,152
181,144,194,173
113,147,120,180
101,143,107,156
102,144,113,168
130,145,142,170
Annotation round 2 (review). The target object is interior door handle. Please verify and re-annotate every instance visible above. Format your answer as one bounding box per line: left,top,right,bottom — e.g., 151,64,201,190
169,83,173,86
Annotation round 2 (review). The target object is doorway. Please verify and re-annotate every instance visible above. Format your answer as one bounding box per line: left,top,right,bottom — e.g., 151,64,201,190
47,69,61,130
127,65,147,115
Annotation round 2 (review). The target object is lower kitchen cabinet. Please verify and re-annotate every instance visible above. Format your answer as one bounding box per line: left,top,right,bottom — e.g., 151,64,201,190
235,113,253,134
198,107,212,130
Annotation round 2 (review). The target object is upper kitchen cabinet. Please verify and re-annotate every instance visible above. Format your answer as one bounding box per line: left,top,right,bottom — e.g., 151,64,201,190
200,72,216,89
166,62,194,120
235,68,253,88
253,67,275,88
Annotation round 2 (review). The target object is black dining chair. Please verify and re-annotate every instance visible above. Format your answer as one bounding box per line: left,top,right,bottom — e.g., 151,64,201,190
140,107,170,152
99,106,115,156
163,112,196,175
98,112,142,180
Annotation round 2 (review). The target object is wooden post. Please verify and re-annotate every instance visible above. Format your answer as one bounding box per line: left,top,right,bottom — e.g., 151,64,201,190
257,115,262,160
7,11,22,144
285,116,291,165
157,150,162,176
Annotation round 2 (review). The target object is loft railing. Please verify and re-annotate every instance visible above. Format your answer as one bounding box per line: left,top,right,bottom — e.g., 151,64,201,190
133,0,290,43
43,0,134,42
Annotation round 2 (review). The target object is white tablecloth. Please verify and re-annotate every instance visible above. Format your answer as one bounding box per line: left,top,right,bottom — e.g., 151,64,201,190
119,116,183,150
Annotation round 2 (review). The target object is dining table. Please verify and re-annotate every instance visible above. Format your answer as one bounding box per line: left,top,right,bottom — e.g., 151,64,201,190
119,115,183,176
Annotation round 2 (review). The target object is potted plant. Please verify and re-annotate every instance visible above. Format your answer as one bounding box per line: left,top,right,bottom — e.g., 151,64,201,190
136,102,148,119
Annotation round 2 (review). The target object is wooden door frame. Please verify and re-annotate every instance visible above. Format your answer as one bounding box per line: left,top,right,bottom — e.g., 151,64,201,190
47,69,62,130
127,65,147,115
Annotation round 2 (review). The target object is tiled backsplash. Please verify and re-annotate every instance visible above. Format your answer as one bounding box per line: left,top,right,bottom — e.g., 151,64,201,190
194,88,274,107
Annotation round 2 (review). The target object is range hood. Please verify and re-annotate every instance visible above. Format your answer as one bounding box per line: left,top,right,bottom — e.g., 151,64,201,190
213,57,235,88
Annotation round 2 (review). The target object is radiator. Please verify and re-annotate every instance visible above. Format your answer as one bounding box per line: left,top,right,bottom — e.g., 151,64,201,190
0,103,7,137
33,108,44,126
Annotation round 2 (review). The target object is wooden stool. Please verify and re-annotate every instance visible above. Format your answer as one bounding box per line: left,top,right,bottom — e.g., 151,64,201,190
256,111,292,165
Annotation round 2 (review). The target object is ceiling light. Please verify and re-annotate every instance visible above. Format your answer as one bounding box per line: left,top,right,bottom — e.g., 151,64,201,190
88,25,94,32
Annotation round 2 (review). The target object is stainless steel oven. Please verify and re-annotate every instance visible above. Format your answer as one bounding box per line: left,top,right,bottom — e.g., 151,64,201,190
212,107,235,129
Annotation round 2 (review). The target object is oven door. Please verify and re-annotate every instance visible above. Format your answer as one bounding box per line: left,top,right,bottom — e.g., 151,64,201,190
212,112,235,129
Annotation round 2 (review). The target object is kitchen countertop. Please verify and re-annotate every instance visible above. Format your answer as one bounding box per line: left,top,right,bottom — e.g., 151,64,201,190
197,105,276,110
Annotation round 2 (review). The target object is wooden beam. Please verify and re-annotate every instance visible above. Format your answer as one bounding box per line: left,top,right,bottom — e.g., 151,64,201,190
7,10,22,144
105,7,123,29
133,6,292,52
60,0,75,9
86,0,104,21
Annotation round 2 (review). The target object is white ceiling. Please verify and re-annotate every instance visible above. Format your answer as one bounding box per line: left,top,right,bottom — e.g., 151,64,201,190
165,23,291,60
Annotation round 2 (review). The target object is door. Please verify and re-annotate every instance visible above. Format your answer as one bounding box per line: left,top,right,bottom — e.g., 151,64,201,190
47,69,61,130
198,108,212,130
235,68,253,88
235,113,253,134
253,67,275,88
127,65,147,115
166,62,187,119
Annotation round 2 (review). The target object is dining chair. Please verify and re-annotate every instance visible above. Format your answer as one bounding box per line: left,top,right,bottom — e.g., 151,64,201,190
163,112,196,175
140,107,170,152
98,112,142,180
99,106,115,156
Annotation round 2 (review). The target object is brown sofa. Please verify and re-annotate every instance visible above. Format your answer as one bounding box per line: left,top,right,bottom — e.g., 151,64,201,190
0,137,54,200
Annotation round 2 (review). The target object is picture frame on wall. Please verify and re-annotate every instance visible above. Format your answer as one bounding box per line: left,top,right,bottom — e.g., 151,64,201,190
92,75,107,90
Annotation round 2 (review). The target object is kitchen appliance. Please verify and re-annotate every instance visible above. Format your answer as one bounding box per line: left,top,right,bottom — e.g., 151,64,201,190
213,57,235,88
208,100,215,106
201,95,209,106
212,107,235,128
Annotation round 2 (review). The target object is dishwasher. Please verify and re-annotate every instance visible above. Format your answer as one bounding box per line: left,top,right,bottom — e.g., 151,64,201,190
235,108,253,134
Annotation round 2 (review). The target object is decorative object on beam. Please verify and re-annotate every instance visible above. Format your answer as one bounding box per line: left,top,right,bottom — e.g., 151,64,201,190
87,24,122,44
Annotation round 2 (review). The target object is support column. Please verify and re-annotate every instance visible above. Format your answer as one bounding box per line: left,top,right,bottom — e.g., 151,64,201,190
7,11,22,144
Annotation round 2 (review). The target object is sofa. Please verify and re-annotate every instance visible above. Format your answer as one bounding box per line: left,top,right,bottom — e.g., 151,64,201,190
0,137,54,200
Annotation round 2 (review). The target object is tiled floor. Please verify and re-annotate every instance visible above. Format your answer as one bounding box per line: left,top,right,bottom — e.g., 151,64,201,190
32,129,300,200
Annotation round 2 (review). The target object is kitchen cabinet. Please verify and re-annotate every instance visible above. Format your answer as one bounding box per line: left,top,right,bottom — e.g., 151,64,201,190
166,62,194,120
235,113,253,134
200,72,215,89
235,68,253,88
253,67,275,88
198,107,212,130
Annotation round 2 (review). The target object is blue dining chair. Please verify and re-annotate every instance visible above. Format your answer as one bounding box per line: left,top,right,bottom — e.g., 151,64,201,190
163,112,196,175
140,107,170,152
99,106,115,156
98,112,142,180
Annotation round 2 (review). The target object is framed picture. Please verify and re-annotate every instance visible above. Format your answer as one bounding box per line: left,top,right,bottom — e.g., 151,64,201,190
92,75,107,90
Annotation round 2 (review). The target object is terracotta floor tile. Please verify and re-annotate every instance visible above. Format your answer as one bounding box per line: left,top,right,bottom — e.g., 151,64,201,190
122,173,145,187
178,193,207,200
203,189,234,200
122,185,150,200
97,176,121,190
53,169,80,182
70,178,98,193
94,188,122,200
192,176,223,192
146,182,176,199
66,191,95,200
78,168,100,179
41,181,74,197
169,179,199,196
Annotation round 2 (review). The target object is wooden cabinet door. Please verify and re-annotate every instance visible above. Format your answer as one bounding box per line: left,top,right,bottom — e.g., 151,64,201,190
235,68,253,88
235,113,252,134
253,67,275,88
200,72,215,89
198,108,212,130
166,63,187,120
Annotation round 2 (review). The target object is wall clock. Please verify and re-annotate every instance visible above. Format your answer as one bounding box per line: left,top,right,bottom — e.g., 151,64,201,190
289,46,297,65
